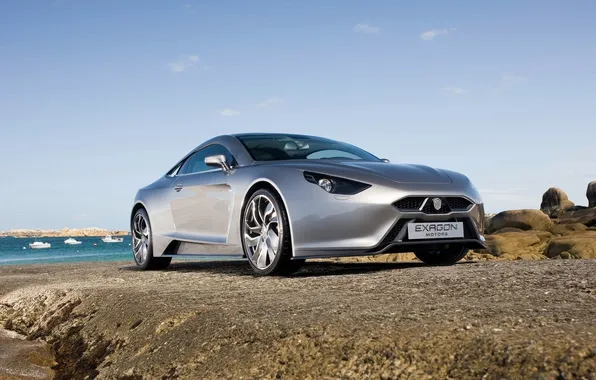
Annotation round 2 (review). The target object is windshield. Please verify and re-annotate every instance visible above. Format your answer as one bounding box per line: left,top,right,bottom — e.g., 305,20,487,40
235,134,381,162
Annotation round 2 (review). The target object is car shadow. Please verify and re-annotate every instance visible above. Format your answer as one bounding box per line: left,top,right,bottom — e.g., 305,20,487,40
118,259,475,278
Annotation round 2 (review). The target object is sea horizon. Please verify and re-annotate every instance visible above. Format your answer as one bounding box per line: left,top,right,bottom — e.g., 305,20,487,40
0,236,132,266
0,235,241,266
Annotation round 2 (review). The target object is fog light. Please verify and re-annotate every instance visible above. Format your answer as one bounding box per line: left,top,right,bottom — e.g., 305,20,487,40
318,178,334,193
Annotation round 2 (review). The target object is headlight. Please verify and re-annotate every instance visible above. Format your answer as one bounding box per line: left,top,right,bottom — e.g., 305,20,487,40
318,178,334,193
303,171,370,195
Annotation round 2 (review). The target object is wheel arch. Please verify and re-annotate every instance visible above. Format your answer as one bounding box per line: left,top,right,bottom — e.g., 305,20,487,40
240,179,296,258
130,201,148,226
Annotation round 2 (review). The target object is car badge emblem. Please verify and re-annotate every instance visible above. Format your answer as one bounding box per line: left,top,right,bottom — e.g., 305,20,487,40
432,198,442,210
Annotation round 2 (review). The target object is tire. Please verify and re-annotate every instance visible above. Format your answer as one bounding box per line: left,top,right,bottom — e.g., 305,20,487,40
241,189,300,276
414,245,468,266
131,208,172,270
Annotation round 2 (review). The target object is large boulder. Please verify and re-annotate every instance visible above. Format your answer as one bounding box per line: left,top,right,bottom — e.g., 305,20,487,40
549,223,588,236
540,187,574,217
481,231,551,260
556,207,596,228
587,180,596,208
486,209,553,234
544,231,596,259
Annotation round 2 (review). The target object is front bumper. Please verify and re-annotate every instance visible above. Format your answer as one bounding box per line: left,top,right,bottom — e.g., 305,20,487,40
371,215,486,255
290,191,486,259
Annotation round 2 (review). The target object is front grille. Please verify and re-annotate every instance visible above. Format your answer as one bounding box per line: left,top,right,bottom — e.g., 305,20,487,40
394,196,473,214
457,218,476,239
394,197,426,211
375,217,478,250
446,197,473,210
378,219,411,247
421,198,451,214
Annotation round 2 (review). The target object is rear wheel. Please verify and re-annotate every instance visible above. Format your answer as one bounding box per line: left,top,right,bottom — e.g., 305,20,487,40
241,189,302,276
414,245,468,266
131,208,171,270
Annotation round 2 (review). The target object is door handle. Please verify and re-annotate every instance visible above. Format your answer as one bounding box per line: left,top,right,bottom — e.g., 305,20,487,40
174,183,183,192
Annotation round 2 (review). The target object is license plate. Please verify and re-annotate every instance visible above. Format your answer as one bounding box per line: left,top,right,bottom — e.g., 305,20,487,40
407,222,464,240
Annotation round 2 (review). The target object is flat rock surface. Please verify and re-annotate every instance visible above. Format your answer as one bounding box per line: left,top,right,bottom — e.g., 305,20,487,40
1,259,595,379
0,328,54,380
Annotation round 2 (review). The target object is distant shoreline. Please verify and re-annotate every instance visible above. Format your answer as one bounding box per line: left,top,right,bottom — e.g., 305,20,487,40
0,228,129,238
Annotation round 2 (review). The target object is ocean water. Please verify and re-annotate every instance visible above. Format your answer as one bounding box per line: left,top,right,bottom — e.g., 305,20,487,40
0,236,133,266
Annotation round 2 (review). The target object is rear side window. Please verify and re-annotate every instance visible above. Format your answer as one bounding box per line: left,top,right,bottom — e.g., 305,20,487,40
178,144,236,175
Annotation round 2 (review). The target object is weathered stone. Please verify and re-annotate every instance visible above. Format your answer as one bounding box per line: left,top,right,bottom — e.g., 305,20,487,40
540,187,574,217
492,227,525,234
587,180,596,208
549,223,588,236
486,209,553,234
556,207,596,228
544,231,596,259
482,231,551,260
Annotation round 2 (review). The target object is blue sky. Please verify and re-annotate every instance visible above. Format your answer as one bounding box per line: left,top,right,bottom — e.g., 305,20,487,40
0,0,595,230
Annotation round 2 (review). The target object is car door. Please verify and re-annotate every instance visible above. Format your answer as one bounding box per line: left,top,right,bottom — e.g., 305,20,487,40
169,144,236,243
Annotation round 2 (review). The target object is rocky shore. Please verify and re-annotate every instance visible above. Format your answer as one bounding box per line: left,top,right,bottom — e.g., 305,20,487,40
1,260,595,379
0,228,129,238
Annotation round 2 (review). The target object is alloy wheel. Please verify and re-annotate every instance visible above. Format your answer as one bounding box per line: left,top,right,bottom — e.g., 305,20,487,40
132,213,150,264
244,195,281,269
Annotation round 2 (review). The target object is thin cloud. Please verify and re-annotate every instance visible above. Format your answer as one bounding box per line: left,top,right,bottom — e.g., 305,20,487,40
219,108,240,117
354,24,380,35
420,28,455,41
168,55,200,73
498,74,528,89
442,86,467,95
257,97,284,108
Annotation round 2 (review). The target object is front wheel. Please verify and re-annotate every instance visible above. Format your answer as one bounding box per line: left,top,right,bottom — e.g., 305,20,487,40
241,189,299,276
414,245,468,266
131,208,171,270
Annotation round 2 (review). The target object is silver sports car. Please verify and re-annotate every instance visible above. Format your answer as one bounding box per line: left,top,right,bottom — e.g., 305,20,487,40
130,133,486,275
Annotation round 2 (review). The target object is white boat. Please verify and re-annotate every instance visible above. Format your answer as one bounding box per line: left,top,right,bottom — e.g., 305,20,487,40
102,235,124,243
64,237,82,245
29,241,51,249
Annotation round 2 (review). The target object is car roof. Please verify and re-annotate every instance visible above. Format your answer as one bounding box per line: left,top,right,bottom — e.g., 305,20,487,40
231,133,332,141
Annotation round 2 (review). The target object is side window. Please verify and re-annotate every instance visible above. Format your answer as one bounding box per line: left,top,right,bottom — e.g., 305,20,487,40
178,144,236,175
166,163,183,177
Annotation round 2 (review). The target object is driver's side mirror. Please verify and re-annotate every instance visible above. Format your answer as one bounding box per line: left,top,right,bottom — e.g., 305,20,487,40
205,155,231,173
381,158,390,163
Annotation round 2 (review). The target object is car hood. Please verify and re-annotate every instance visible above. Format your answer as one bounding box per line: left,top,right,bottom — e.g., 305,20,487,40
341,162,452,184
262,160,453,184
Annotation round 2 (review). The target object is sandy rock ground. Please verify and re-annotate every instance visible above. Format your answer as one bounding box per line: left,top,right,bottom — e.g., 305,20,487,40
0,328,55,380
1,259,595,379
